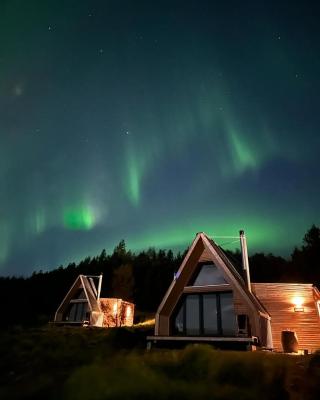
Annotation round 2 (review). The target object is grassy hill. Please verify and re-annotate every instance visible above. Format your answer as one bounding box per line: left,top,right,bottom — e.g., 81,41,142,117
1,325,319,400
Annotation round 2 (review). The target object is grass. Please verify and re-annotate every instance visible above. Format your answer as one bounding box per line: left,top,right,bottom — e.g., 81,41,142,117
0,326,319,400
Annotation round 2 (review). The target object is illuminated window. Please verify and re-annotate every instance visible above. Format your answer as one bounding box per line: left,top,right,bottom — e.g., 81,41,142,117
317,301,320,316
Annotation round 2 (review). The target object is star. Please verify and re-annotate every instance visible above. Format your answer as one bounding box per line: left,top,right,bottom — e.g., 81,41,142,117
13,85,23,97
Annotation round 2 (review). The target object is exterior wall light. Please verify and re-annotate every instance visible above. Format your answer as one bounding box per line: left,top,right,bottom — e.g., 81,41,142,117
293,296,304,312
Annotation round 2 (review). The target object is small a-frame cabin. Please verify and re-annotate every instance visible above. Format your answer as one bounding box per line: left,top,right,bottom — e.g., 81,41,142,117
148,232,320,352
54,274,135,328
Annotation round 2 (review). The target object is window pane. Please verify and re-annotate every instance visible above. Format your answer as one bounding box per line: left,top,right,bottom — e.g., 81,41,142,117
74,303,81,321
203,294,218,335
174,303,184,334
68,304,77,321
75,289,86,299
76,303,84,321
186,295,200,335
220,293,236,335
193,264,227,286
66,302,89,321
76,302,89,321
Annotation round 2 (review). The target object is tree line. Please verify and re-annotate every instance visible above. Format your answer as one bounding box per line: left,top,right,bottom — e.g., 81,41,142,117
0,225,319,328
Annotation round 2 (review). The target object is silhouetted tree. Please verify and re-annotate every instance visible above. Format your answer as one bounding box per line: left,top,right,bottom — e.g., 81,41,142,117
111,264,135,301
0,225,319,328
291,224,320,285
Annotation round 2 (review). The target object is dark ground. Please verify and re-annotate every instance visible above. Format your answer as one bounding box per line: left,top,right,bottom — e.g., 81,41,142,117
1,325,319,400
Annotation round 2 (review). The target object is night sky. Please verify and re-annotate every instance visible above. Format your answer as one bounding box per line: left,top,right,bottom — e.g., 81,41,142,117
1,0,320,276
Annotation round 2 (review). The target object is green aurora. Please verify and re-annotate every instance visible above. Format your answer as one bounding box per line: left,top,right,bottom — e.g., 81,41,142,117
0,0,319,275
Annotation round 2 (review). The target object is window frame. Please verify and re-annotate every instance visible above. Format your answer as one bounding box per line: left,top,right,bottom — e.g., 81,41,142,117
64,300,90,322
171,291,236,337
188,261,228,287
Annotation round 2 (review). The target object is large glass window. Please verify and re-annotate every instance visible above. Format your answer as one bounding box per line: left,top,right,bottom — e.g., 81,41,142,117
173,292,236,336
174,303,184,333
64,301,89,322
203,294,218,335
75,289,87,299
192,263,228,286
186,295,200,335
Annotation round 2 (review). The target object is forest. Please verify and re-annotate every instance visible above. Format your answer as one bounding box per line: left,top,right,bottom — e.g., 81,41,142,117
0,225,319,328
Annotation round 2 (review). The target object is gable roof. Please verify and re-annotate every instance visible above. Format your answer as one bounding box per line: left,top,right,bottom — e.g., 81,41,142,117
204,236,269,316
155,232,270,334
55,275,101,318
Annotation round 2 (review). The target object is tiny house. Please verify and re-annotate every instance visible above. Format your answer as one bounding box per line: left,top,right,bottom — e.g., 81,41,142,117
148,232,320,352
54,274,134,328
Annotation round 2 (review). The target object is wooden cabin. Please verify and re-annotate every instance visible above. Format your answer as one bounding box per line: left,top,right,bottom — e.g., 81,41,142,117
148,232,320,352
252,283,320,352
54,274,135,328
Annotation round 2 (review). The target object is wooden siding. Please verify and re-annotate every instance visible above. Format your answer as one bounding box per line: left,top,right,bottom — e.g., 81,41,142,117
183,284,231,293
233,289,257,337
199,247,214,263
252,283,320,352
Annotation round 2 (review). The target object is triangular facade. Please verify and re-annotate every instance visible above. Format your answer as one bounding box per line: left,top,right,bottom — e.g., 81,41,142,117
54,275,135,328
54,275,104,326
152,232,320,352
155,232,271,347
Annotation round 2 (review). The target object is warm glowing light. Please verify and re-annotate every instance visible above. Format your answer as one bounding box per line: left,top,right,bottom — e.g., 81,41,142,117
113,302,118,315
293,297,304,307
293,296,304,312
126,306,131,318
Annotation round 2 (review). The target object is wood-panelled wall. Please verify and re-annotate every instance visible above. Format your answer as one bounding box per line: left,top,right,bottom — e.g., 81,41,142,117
252,283,320,352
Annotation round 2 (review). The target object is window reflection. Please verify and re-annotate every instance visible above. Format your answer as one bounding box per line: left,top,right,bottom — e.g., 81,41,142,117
192,263,228,286
173,292,236,336
186,295,200,335
203,294,218,335
174,303,184,333
65,301,89,322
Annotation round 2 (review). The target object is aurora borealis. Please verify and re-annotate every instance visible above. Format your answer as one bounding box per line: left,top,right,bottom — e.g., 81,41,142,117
1,1,319,275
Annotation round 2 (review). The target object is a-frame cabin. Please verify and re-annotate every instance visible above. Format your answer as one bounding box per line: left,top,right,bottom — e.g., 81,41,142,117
148,232,320,352
54,274,135,328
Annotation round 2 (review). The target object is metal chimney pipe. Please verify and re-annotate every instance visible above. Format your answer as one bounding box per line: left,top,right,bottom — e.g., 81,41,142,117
239,230,251,292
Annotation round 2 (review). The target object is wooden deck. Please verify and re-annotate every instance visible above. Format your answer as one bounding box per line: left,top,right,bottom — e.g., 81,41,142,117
147,335,258,350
